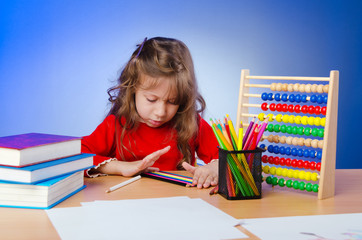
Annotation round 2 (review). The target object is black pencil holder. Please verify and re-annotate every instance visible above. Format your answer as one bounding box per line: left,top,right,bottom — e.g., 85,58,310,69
218,147,264,200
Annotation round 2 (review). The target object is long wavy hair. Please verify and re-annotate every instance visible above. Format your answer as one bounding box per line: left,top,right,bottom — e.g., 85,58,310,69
107,37,205,168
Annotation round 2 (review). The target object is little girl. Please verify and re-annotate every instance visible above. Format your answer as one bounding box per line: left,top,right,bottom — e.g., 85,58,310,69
82,37,219,188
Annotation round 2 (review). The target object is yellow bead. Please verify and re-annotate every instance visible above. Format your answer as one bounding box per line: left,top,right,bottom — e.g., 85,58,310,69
311,172,319,181
321,118,326,127
305,172,311,181
308,117,315,126
282,168,288,177
299,171,306,180
276,167,283,176
288,115,295,124
294,116,302,124
301,116,308,125
314,117,321,126
283,114,289,123
263,165,270,174
270,167,276,175
293,170,300,179
258,113,265,121
276,114,283,122
267,114,274,122
287,169,294,178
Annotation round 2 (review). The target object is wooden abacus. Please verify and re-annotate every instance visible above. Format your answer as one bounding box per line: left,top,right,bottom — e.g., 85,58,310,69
236,69,339,200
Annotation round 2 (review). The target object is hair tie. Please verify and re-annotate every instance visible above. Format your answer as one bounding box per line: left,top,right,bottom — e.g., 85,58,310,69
136,37,147,58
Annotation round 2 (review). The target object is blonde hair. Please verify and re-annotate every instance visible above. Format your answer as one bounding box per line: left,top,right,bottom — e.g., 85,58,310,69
107,37,205,168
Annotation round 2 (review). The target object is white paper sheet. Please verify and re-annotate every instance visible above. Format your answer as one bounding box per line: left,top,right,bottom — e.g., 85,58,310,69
239,213,362,240
46,196,246,240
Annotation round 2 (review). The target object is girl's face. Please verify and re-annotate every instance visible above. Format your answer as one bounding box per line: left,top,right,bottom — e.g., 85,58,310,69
135,75,179,128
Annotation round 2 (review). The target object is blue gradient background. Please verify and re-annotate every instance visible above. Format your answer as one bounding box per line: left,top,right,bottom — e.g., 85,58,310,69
1,1,361,168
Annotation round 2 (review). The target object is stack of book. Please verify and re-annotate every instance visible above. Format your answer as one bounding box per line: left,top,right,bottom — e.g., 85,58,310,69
0,133,94,209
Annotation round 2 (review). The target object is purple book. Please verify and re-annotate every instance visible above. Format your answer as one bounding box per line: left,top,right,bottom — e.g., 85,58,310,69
0,133,82,167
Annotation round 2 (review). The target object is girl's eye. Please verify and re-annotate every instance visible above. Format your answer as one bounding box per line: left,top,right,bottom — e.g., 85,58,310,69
147,98,157,103
168,100,177,105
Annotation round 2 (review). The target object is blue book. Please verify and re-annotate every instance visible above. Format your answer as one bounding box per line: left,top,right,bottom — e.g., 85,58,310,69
0,153,94,184
0,171,85,209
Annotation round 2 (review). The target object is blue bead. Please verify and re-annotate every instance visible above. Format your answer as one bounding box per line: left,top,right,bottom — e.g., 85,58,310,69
291,148,297,156
297,149,304,157
274,93,281,101
273,146,280,154
289,94,295,102
295,94,301,103
303,149,310,158
317,95,323,104
301,95,307,102
281,94,288,102
309,150,316,158
267,93,273,101
279,146,286,154
310,95,317,103
317,151,322,160
267,145,274,153
261,92,268,101
285,147,291,155
260,144,266,149
324,95,328,104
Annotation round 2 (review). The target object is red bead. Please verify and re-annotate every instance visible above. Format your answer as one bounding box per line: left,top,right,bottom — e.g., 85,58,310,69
282,104,288,112
316,162,321,171
261,102,268,111
279,157,285,166
297,160,304,168
303,160,310,169
294,105,301,113
274,157,280,165
288,104,294,113
291,159,297,168
308,105,315,114
269,103,276,111
276,104,282,112
321,106,327,115
285,158,291,166
314,106,321,115
268,156,274,164
309,161,316,170
301,105,308,114
262,155,268,163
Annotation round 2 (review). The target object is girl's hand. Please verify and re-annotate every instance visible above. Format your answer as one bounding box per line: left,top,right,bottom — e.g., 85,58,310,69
93,146,171,177
182,160,218,189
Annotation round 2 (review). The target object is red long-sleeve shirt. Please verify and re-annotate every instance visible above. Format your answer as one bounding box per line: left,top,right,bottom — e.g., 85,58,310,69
81,115,218,176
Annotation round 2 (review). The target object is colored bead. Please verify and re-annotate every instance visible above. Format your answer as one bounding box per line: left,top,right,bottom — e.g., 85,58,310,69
276,114,283,122
308,117,315,125
279,157,285,166
282,168,288,177
268,156,274,164
317,95,323,104
323,85,329,93
318,140,324,149
286,126,293,134
323,95,328,104
311,139,319,149
305,172,312,181
303,149,310,158
270,83,277,91
304,127,311,136
270,167,277,175
285,158,291,166
317,85,324,93
281,94,288,102
267,114,274,122
274,157,280,165
287,169,294,178
304,138,312,147
260,144,266,149
293,170,300,179
318,128,324,137
287,84,294,92
276,83,282,91
314,117,321,126
317,151,322,160
282,115,289,124
269,103,276,111
267,93,273,101
309,161,316,170
291,148,297,156
274,93,281,101
301,105,308,114
297,149,303,157
315,106,321,115
299,171,306,180
282,83,288,91
289,115,295,124
299,181,306,191
274,124,281,132
275,103,282,112
311,84,318,93
280,136,287,144
311,173,319,181
303,160,310,169
292,126,298,135
286,179,293,188
297,127,304,135
301,95,307,102
261,102,268,111
261,92,268,101
294,104,301,113
312,184,319,192
321,106,327,115
272,177,278,186
278,178,285,187
301,116,308,125
295,94,301,103
272,135,279,143
316,162,321,171
291,159,297,168
310,95,317,103
282,104,288,112
267,145,274,153
295,116,302,125
293,83,300,92
258,113,265,121
297,159,303,168
262,155,268,163
311,128,318,136
293,180,299,189
308,105,315,114
285,147,291,155
288,104,294,113
279,146,285,154
280,125,286,133
276,167,282,176
266,176,273,184
267,124,274,132
273,146,279,154
321,118,326,127
299,84,305,92
289,94,295,102
305,183,313,192
298,138,304,146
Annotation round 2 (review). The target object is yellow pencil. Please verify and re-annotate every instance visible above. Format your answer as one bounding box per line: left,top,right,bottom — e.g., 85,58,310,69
238,121,243,151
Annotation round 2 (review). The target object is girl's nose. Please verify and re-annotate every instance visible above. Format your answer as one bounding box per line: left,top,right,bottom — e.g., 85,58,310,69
154,102,167,117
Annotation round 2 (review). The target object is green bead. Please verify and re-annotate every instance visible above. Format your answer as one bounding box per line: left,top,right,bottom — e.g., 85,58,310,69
304,127,311,136
272,177,278,186
293,180,299,189
305,183,313,192
298,182,305,191
280,125,286,133
286,126,293,134
274,124,281,133
286,180,293,188
312,184,319,192
311,128,318,137
278,178,285,187
318,129,324,137
297,127,304,135
266,176,273,184
267,124,274,132
292,126,298,135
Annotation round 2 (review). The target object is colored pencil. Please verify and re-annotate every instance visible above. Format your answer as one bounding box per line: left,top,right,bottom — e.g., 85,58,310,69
106,175,141,193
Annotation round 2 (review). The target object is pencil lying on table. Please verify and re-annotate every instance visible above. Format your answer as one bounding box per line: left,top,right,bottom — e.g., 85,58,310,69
106,175,141,193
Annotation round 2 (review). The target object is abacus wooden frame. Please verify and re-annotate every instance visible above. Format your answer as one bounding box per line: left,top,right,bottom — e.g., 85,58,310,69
236,69,339,200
